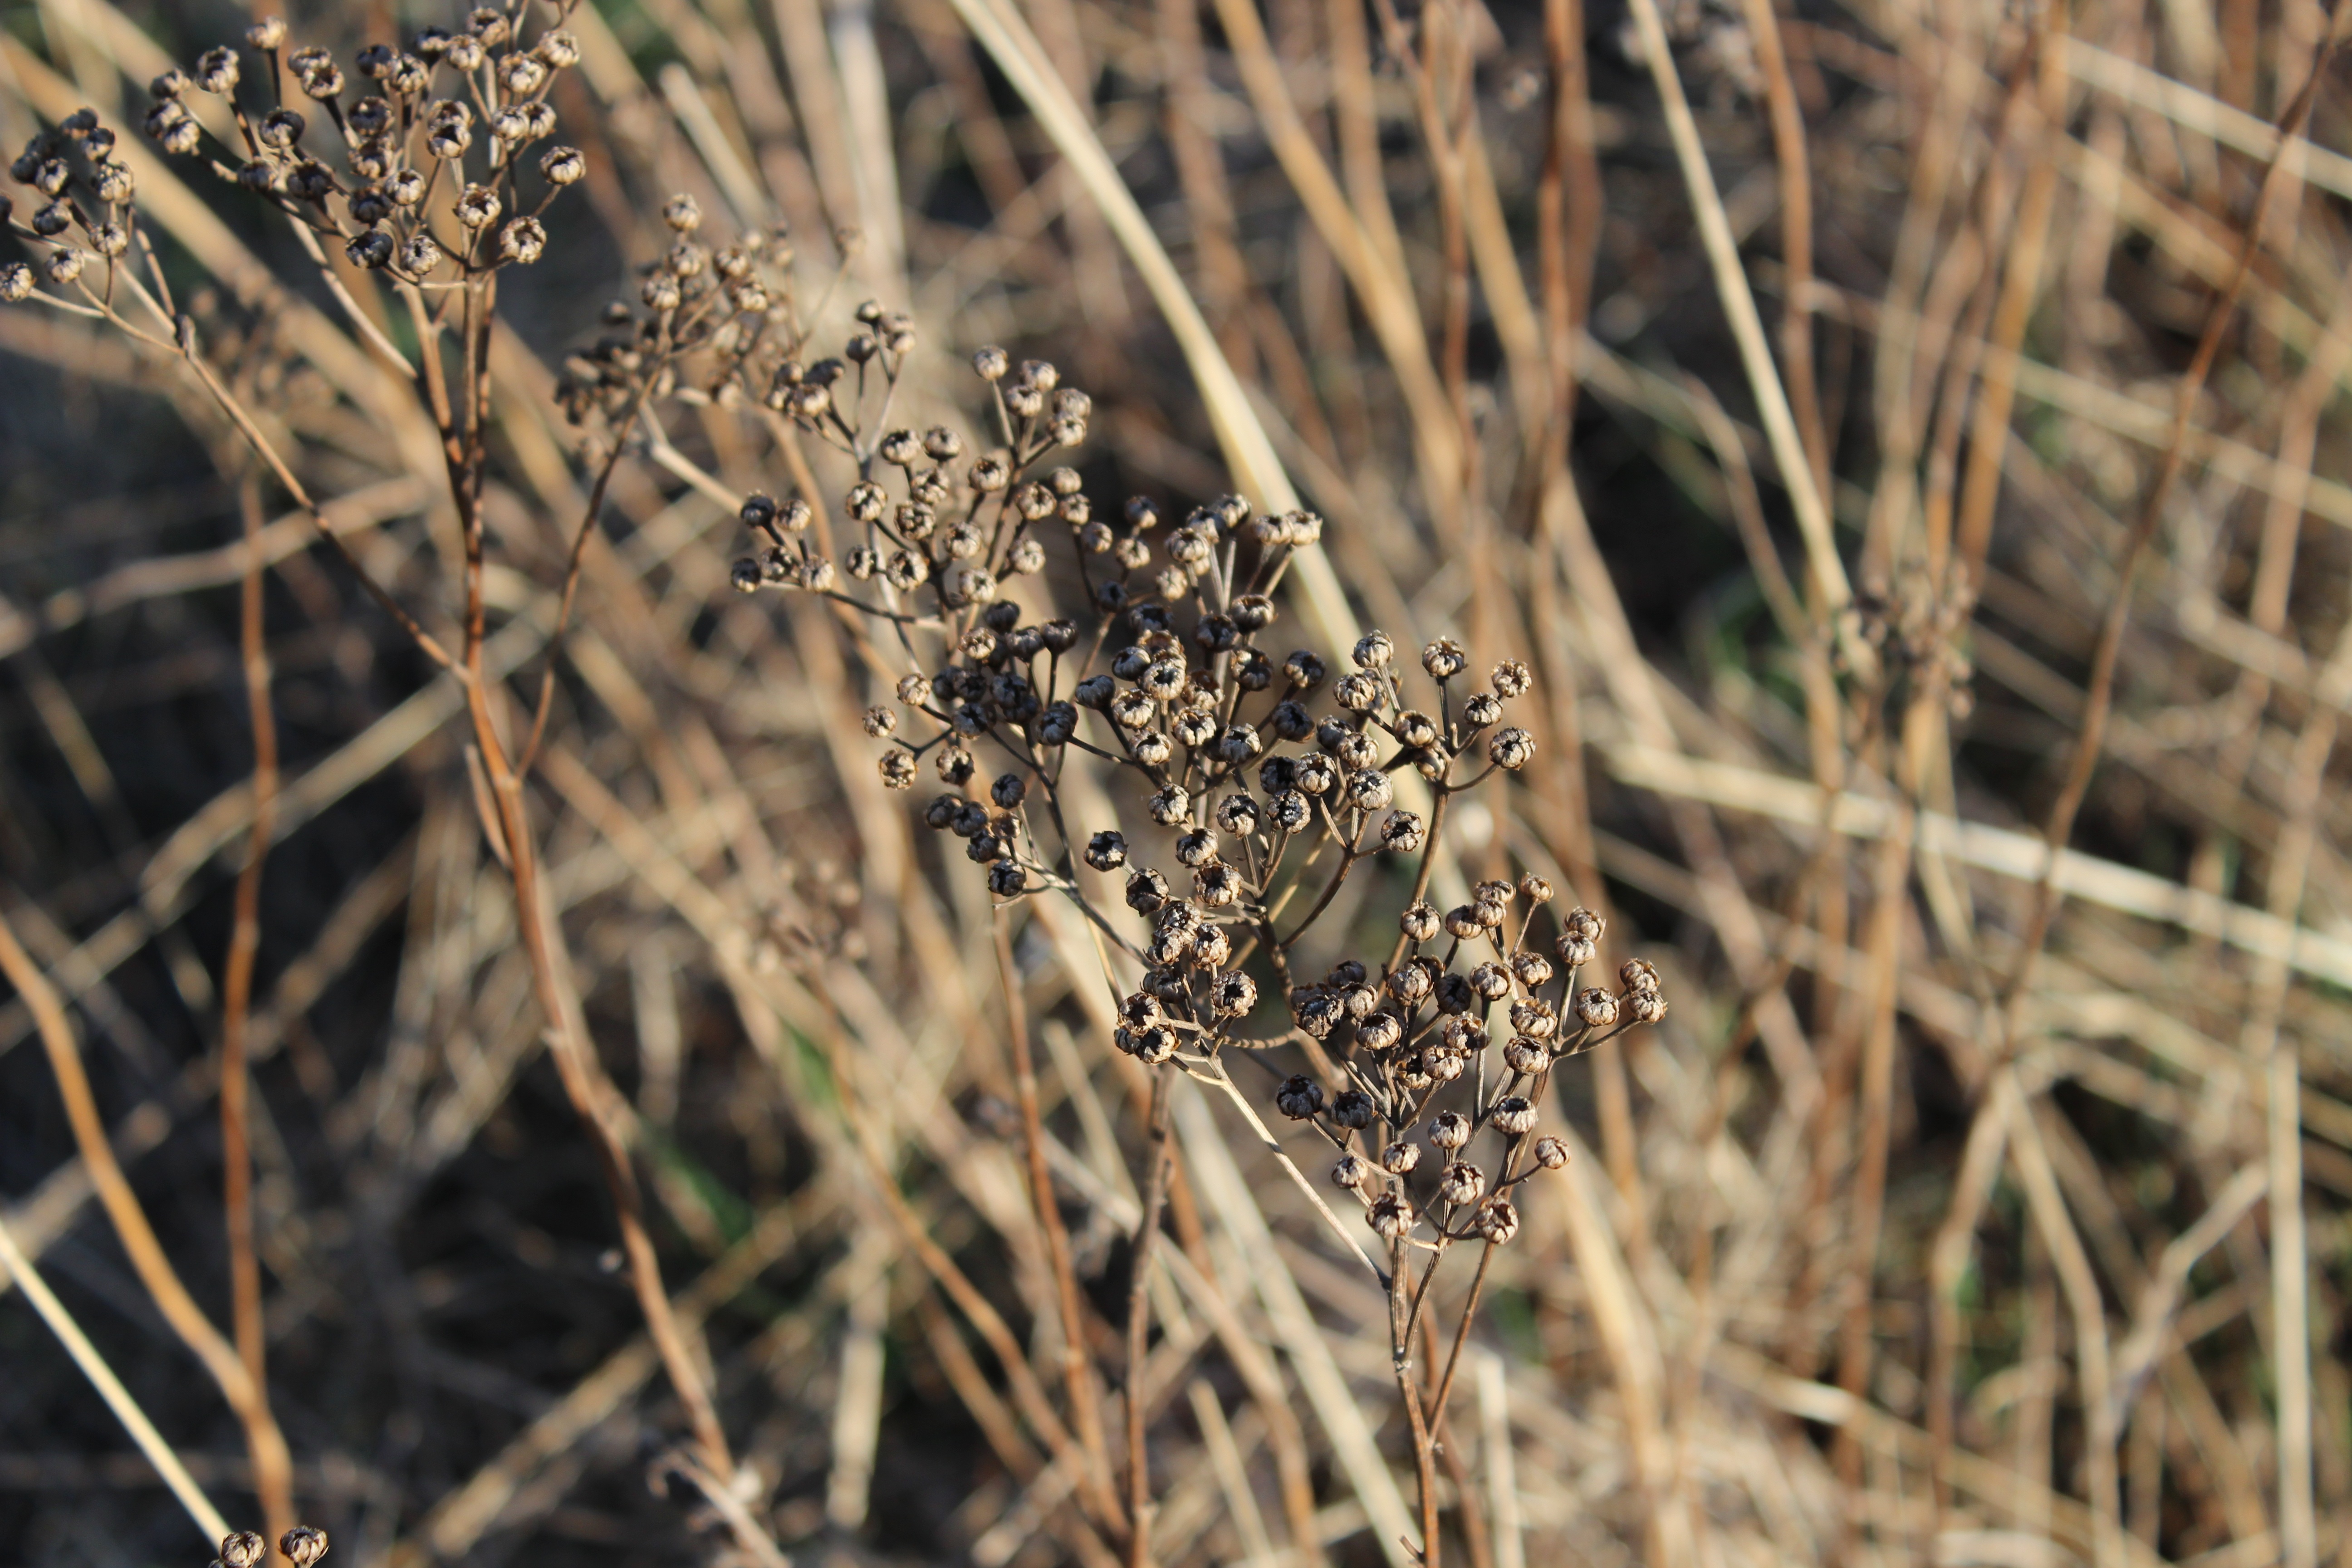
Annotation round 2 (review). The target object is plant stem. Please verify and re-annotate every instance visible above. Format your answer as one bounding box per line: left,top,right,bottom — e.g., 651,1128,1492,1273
1427,1240,1497,1437
221,471,291,1552
1125,1069,1174,1568
997,915,1130,1540
1389,1237,1442,1566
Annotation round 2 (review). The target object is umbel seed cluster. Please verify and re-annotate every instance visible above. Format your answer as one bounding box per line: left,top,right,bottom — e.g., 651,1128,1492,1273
727,337,1666,1236
4,4,585,309
554,191,821,431
1276,897,1663,1252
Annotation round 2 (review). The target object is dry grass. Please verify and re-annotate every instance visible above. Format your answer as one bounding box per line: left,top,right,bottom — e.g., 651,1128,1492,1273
3,0,2352,1563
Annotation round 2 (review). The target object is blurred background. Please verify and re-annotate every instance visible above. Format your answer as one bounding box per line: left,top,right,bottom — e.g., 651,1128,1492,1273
3,0,2352,1562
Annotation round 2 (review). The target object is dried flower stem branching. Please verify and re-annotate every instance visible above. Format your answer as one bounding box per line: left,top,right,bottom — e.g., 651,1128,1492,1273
704,309,1661,1561
3,13,775,1548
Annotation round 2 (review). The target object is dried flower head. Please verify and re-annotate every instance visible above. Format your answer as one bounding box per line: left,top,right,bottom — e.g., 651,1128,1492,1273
1490,1095,1539,1135
1275,1074,1324,1120
1437,1160,1485,1206
1428,1111,1471,1151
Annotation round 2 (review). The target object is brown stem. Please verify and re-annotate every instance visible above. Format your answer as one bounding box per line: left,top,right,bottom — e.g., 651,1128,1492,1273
1427,1241,1497,1440
1831,792,1915,1507
1538,0,1602,441
1736,0,1829,504
1124,1070,1173,1568
1434,1411,1494,1568
810,991,1115,1549
172,321,457,671
221,472,292,1552
454,275,735,1494
997,916,1130,1539
1390,1238,1442,1566
1277,842,1363,949
490,755,736,1479
147,197,753,1563
517,378,658,778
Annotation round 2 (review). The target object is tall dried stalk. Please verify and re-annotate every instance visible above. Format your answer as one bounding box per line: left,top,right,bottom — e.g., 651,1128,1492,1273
219,470,291,1552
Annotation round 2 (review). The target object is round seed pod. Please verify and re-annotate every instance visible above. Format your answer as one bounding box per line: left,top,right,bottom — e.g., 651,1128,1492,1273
1437,1161,1485,1206
1274,1074,1324,1120
1489,1096,1538,1135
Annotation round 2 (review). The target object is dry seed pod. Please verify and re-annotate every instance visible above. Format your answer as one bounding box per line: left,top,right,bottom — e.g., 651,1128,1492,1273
1437,1160,1485,1206
1274,1074,1323,1120
1490,1096,1539,1135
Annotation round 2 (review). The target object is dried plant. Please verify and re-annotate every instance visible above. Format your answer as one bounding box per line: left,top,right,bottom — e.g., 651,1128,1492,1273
4,10,789,1563
697,328,1667,1561
7,0,2352,1562
7,6,1666,1556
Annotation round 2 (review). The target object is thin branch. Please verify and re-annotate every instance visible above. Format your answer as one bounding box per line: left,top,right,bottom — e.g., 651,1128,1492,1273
1124,1070,1173,1568
997,914,1130,1540
220,472,292,1548
0,1216,233,1550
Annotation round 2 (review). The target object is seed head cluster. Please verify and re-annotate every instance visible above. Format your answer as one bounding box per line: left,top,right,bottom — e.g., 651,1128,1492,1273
728,333,1082,608
4,6,586,314
1279,886,1665,1250
725,338,1665,1244
4,104,142,301
556,194,824,429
